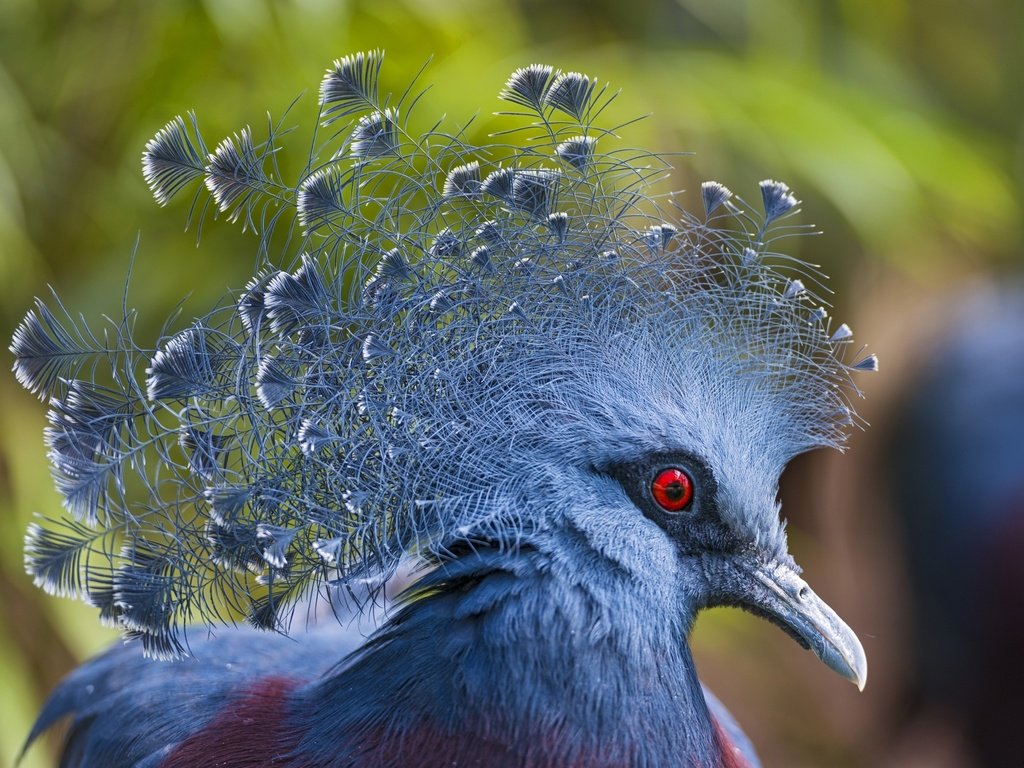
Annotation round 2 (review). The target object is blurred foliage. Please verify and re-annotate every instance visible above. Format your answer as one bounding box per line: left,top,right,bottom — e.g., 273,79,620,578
1,1,1021,766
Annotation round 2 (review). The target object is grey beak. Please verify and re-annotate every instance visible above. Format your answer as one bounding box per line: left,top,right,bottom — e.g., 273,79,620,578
746,560,867,690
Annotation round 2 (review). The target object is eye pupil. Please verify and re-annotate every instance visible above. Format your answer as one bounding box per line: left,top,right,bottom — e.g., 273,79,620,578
664,483,684,500
651,467,694,512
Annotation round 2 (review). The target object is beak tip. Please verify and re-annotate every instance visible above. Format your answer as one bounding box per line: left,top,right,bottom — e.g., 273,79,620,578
853,652,867,692
840,634,868,692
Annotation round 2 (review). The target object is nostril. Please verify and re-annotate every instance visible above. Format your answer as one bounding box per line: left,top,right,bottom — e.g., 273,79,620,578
798,586,810,601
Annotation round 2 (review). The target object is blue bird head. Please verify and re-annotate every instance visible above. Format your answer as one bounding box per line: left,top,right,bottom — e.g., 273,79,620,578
11,52,872,693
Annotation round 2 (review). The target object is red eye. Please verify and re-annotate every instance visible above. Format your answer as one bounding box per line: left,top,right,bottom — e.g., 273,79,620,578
651,467,694,512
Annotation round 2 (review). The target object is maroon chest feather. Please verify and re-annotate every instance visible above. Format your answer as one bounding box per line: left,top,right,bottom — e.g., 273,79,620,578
160,677,750,768
161,677,301,768
712,714,754,768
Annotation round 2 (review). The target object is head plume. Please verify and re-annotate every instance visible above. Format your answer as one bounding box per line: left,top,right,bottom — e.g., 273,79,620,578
11,51,874,657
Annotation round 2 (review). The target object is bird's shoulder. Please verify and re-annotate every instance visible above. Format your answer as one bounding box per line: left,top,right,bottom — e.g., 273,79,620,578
25,626,366,768
702,686,762,768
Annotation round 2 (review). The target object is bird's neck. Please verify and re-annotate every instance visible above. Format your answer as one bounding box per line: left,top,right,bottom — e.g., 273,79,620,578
295,542,731,767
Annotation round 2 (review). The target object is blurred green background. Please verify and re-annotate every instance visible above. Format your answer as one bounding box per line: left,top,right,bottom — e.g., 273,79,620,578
1,1,1021,766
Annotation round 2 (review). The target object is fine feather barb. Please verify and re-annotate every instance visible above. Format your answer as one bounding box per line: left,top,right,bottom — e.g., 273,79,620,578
12,51,875,656
544,72,598,122
499,64,555,114
204,127,283,226
142,113,208,206
10,297,106,400
319,50,384,124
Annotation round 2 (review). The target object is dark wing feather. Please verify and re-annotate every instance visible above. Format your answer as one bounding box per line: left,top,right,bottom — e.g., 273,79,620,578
24,626,368,768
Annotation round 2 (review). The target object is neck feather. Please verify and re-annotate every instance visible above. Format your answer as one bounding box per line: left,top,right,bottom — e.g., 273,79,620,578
294,542,727,767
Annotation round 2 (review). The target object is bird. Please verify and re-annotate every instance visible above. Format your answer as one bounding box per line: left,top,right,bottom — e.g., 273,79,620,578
11,51,874,767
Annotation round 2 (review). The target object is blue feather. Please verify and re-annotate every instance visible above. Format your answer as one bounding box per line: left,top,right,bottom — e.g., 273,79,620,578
319,50,384,123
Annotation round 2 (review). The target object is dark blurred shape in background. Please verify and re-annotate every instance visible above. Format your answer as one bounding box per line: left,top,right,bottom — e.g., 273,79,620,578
885,283,1024,768
1,1,1021,766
